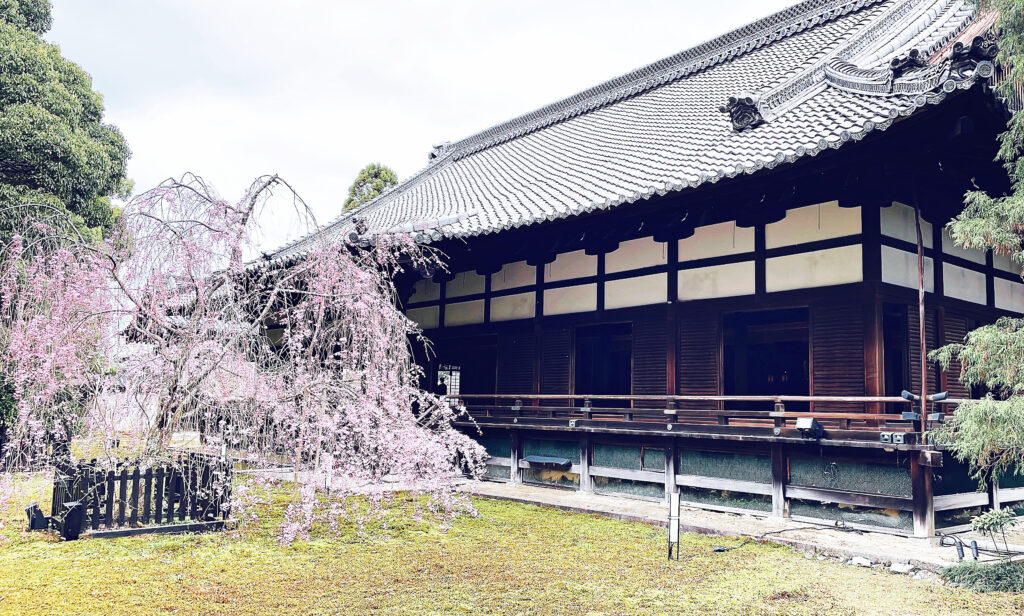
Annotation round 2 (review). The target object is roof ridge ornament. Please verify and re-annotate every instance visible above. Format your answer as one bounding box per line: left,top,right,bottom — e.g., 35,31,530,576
948,31,998,81
720,94,765,132
428,141,452,162
889,48,927,78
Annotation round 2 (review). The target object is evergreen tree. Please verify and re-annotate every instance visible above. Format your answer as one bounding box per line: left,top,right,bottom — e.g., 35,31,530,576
0,0,130,241
343,163,397,211
933,1,1024,480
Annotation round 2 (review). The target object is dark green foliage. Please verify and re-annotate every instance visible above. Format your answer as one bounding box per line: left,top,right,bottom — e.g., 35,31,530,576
940,560,1024,593
0,2,129,240
343,163,397,211
0,0,52,34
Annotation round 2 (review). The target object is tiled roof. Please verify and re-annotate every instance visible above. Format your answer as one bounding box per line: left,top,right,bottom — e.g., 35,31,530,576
263,0,993,264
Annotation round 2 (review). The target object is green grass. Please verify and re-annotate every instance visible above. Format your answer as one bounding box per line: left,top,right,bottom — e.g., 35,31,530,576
1,488,1023,615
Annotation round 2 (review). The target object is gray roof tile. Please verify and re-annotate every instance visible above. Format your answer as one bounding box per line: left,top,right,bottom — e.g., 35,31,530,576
263,0,989,263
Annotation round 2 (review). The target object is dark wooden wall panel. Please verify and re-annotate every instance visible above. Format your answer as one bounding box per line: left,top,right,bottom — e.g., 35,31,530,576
908,306,939,398
812,302,865,411
677,310,719,410
497,332,536,395
633,318,667,408
540,327,571,401
941,310,971,399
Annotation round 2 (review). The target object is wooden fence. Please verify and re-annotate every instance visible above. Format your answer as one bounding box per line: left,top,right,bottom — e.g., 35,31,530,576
50,453,232,534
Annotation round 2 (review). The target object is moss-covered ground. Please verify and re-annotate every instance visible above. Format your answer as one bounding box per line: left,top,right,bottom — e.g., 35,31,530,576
1,488,1022,615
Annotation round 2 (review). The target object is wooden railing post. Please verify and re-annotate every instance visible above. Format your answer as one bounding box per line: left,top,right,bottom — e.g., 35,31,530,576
911,453,935,539
664,439,677,503
579,434,592,493
510,431,522,485
770,444,789,519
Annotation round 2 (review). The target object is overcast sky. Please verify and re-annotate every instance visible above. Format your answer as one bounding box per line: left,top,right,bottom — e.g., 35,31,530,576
47,0,795,252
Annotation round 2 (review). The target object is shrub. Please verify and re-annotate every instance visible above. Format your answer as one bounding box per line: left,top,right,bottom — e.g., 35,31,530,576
940,560,1024,593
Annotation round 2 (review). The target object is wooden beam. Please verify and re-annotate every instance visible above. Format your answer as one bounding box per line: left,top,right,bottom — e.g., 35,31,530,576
934,492,989,511
590,466,664,483
675,473,773,496
786,486,913,511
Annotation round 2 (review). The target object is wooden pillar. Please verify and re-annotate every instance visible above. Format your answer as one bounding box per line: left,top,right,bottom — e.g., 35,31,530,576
754,224,766,298
863,291,884,413
510,431,522,485
664,439,677,503
989,473,1001,511
911,453,935,538
770,443,789,519
579,434,592,493
666,239,679,398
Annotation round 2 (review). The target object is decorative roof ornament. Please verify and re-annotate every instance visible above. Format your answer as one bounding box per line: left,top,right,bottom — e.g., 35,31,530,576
428,141,452,162
889,48,926,78
948,31,999,81
719,94,764,132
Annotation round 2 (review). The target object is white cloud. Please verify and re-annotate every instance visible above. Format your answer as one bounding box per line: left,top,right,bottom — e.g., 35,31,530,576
48,0,796,252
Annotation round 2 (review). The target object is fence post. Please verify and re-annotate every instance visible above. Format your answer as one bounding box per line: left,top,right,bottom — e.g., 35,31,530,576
165,466,176,523
129,468,140,527
117,468,128,526
142,468,153,524
90,467,101,530
104,470,115,528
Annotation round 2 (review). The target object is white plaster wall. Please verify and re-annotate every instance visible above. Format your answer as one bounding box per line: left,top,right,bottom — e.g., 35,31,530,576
605,273,667,309
765,201,861,249
606,236,666,273
994,252,1020,274
678,221,754,261
765,245,863,292
880,202,933,247
409,279,440,303
943,263,987,305
444,300,485,327
492,260,536,291
446,270,486,298
491,292,536,322
995,278,1024,313
544,284,597,315
942,229,986,265
545,249,597,282
881,245,934,292
407,306,439,329
677,261,755,300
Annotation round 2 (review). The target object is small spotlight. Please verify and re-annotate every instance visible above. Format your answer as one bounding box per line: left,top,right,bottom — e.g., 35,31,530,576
795,417,824,439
